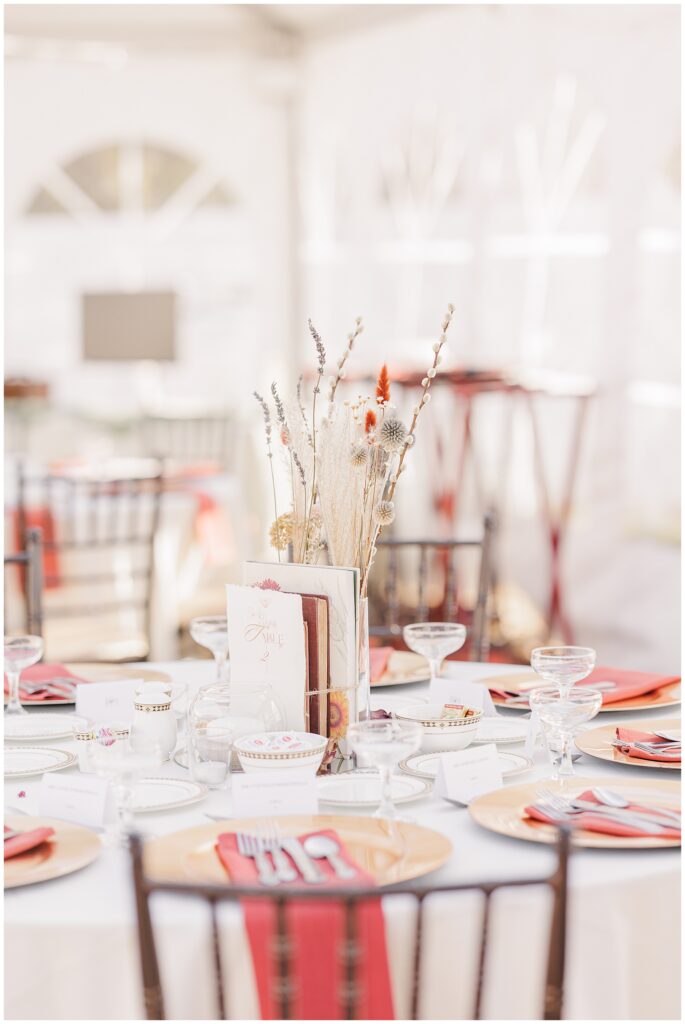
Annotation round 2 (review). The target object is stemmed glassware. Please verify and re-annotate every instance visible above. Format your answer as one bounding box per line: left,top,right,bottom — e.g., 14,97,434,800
190,616,229,682
403,622,466,685
530,687,603,779
347,718,423,819
90,727,163,844
530,646,596,699
4,635,44,716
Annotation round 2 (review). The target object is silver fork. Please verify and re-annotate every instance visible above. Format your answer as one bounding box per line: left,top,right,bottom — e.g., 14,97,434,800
236,832,279,887
258,822,298,883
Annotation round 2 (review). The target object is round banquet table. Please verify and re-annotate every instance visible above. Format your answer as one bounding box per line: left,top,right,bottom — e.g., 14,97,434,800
4,661,680,1020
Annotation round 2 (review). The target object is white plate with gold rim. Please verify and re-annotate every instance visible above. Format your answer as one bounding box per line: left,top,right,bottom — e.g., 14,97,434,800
4,746,77,778
400,749,534,781
131,777,208,813
317,769,431,808
4,714,87,743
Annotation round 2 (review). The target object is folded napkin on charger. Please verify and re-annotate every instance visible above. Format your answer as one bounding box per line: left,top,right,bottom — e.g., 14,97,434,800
524,790,681,839
4,825,55,860
3,663,86,702
614,727,681,763
489,667,680,705
369,646,395,683
216,829,394,1020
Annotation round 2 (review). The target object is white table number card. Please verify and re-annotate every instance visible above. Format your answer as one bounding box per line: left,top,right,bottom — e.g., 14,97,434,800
226,583,307,731
75,679,139,725
231,770,318,817
435,743,503,805
429,676,499,717
39,773,112,829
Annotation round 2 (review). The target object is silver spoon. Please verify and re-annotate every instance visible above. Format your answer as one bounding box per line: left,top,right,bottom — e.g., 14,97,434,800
302,834,357,880
653,730,681,743
591,788,681,826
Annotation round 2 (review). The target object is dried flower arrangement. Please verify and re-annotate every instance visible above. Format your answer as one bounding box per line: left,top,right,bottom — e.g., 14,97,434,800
255,304,455,596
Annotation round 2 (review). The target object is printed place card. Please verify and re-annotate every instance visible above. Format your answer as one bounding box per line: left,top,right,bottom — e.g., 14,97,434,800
226,583,307,730
435,742,503,805
429,676,499,717
231,770,318,817
75,678,139,724
39,773,112,828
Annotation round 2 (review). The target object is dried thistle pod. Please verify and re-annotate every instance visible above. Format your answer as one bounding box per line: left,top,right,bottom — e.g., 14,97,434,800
379,417,407,453
373,500,395,525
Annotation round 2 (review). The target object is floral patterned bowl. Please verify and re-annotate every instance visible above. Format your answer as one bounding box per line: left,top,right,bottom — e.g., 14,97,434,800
235,731,328,773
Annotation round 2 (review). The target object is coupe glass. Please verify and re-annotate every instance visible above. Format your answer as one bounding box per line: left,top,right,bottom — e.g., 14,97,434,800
190,615,229,681
529,687,602,779
90,727,163,844
403,622,467,685
530,646,596,699
4,635,44,716
347,718,423,819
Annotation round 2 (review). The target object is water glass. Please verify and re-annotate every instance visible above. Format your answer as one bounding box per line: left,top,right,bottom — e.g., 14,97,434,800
531,646,596,699
90,726,163,843
530,686,603,779
190,616,229,681
403,622,467,685
4,634,44,716
347,718,423,819
188,723,234,788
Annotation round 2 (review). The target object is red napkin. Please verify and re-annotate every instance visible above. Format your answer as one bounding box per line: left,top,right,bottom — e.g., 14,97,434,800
525,789,681,839
489,667,680,706
12,506,61,589
369,647,394,683
614,727,681,763
4,825,55,860
216,830,394,1020
581,667,681,705
3,663,87,702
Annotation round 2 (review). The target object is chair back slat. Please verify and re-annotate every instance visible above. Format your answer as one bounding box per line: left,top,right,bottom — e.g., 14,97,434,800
129,827,569,1021
371,510,496,660
15,464,162,661
4,526,44,636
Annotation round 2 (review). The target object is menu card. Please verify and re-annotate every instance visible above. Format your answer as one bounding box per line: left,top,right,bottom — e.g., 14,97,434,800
231,770,318,817
243,561,360,728
226,583,307,730
75,678,139,724
435,743,503,805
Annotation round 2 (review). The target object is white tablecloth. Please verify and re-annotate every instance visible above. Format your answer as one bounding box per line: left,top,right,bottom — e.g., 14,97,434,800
4,662,681,1019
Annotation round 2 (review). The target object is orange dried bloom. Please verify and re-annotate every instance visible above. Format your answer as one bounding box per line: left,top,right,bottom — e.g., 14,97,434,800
376,364,391,405
364,409,377,434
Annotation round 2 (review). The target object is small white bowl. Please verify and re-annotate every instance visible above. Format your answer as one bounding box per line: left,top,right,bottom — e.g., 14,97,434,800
235,731,328,774
395,704,483,753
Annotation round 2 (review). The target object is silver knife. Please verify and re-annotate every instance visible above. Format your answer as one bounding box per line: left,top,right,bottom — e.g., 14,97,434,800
570,800,679,832
281,837,325,884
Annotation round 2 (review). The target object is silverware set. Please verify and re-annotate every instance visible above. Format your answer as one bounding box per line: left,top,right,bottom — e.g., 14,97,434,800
206,815,353,885
534,786,681,835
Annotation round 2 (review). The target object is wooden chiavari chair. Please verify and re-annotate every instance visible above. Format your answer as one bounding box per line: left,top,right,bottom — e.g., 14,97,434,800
15,464,162,662
370,510,496,661
129,828,569,1020
4,526,43,636
139,412,235,467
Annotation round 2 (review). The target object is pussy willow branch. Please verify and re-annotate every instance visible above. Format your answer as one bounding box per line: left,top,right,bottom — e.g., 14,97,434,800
360,303,455,594
328,317,364,405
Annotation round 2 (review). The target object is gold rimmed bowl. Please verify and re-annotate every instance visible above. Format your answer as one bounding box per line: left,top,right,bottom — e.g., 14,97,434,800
395,704,483,752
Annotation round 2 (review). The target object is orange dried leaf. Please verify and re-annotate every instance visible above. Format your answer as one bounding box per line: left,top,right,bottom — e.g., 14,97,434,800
376,364,391,405
365,409,377,434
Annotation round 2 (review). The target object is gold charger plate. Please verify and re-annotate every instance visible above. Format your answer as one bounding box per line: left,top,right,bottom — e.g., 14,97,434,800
144,814,452,886
469,776,681,849
5,663,173,707
480,672,682,713
371,651,430,687
4,815,102,888
575,718,681,771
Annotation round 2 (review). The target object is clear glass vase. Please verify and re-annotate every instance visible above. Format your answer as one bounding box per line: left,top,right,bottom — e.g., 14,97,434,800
357,595,371,723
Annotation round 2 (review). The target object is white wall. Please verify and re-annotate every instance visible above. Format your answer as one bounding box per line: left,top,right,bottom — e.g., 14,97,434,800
5,49,295,416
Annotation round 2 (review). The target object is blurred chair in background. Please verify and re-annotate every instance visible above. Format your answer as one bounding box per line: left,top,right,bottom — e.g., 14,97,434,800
138,411,236,469
15,465,162,662
4,526,44,637
368,511,496,662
